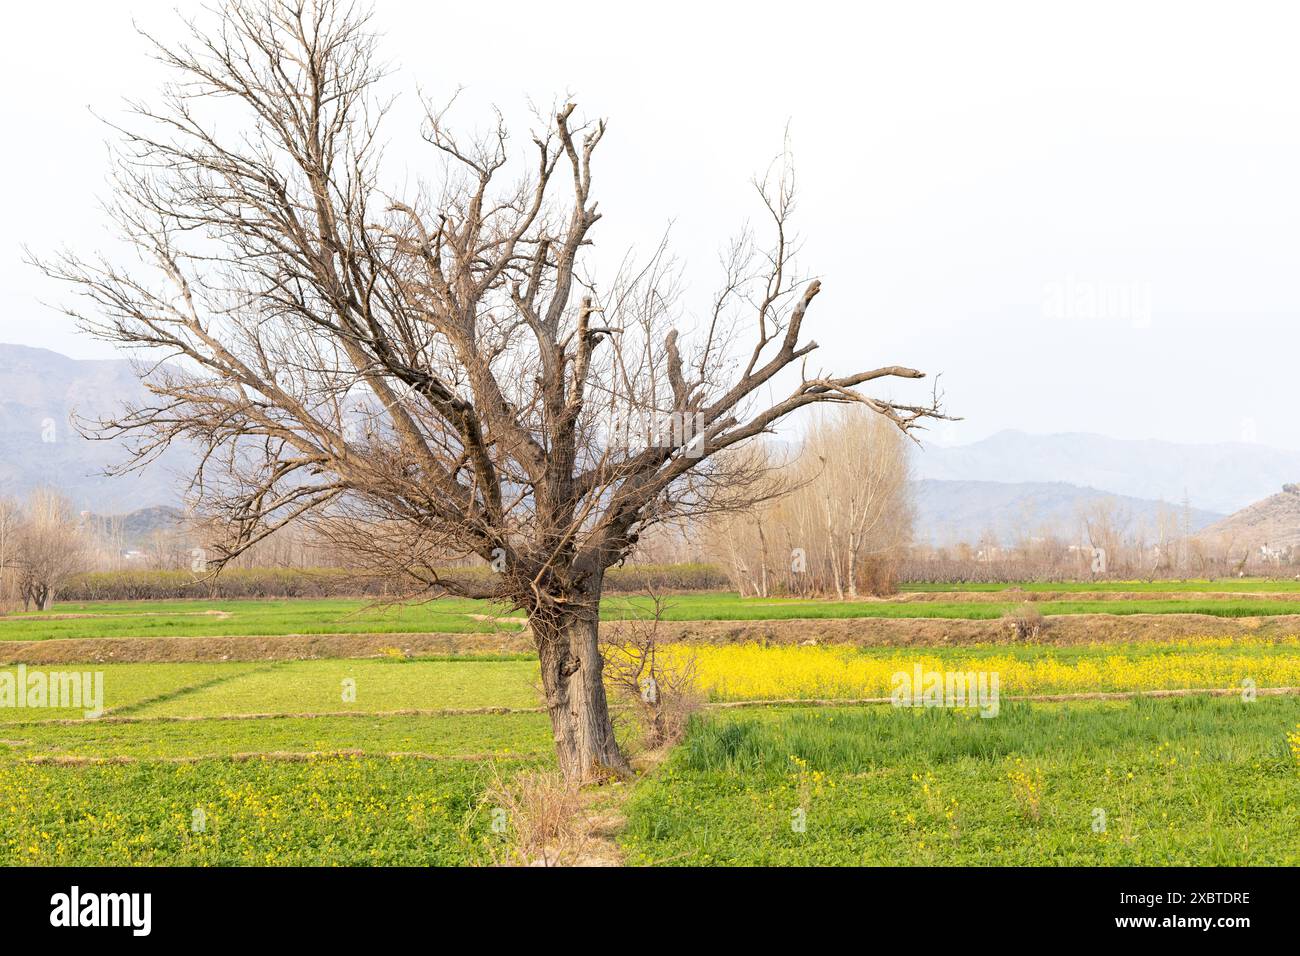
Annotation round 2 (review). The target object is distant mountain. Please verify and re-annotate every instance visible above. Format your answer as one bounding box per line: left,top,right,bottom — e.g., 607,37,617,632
113,505,188,544
912,479,1223,548
77,505,189,551
0,343,193,511
3,343,1297,532
1199,486,1300,552
914,430,1300,515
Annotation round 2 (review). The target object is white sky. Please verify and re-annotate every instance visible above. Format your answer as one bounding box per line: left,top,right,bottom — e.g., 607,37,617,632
3,0,1297,449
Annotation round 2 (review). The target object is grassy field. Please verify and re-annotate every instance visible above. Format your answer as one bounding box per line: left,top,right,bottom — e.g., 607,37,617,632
900,579,1300,593
117,658,543,717
2,583,1298,866
620,696,1300,865
0,598,527,641
2,712,554,760
0,658,542,720
610,594,1300,620
7,588,1300,641
0,659,556,865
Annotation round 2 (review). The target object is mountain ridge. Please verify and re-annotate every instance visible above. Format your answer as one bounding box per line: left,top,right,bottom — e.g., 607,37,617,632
1,344,1294,537
1199,488,1300,553
915,429,1300,514
912,478,1222,548
0,342,192,512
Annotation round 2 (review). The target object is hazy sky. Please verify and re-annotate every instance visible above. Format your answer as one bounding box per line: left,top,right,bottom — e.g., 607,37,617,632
3,0,1297,449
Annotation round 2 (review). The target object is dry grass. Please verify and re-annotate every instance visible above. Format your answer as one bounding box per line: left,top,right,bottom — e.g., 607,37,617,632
601,590,704,751
1002,602,1046,640
485,766,589,867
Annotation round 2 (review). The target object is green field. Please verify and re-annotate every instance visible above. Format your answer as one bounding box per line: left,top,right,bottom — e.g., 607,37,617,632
0,662,267,721
2,584,1298,866
118,659,543,717
7,587,1300,641
0,659,557,865
0,658,542,721
1,712,554,761
900,579,1300,593
0,598,527,641
611,595,1300,621
4,640,1295,724
620,697,1300,865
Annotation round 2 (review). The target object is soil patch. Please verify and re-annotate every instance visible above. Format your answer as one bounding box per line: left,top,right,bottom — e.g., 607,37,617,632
3,613,1298,664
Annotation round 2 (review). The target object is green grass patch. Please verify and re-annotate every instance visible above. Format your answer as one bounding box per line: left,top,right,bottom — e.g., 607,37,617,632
621,695,1300,865
0,712,554,761
0,662,269,723
605,594,1300,621
0,598,526,641
900,579,1300,593
123,659,541,718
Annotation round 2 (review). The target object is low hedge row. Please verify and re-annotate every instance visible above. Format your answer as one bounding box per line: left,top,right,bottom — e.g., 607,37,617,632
58,562,731,601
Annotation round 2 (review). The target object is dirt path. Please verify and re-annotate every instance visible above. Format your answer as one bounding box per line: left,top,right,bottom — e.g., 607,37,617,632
563,747,675,867
569,784,632,866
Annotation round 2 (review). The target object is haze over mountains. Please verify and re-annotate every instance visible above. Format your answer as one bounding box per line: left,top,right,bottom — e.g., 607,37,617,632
914,430,1300,516
1,343,1295,547
912,479,1223,549
0,343,192,514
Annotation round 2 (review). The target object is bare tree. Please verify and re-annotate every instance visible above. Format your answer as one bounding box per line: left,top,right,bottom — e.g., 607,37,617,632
1080,498,1129,575
14,490,88,612
710,409,913,598
32,0,950,781
806,409,912,598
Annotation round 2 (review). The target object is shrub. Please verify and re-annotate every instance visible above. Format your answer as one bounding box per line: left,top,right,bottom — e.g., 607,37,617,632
484,768,587,867
56,562,731,602
1002,602,1045,641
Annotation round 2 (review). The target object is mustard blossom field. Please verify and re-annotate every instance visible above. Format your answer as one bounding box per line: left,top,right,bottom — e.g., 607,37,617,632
672,638,1300,701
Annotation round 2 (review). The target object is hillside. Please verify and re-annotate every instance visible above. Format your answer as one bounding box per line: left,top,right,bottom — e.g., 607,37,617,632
1198,486,1300,552
0,343,193,511
914,430,1300,515
912,479,1222,548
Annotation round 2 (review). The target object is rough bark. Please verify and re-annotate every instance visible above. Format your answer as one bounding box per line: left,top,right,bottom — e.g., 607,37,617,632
532,578,629,782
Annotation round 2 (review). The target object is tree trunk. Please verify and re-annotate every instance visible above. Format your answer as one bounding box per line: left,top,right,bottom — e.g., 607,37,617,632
532,577,629,784
846,541,859,600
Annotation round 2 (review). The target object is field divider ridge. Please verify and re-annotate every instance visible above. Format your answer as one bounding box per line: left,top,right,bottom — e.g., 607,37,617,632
3,704,549,727
19,749,542,766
